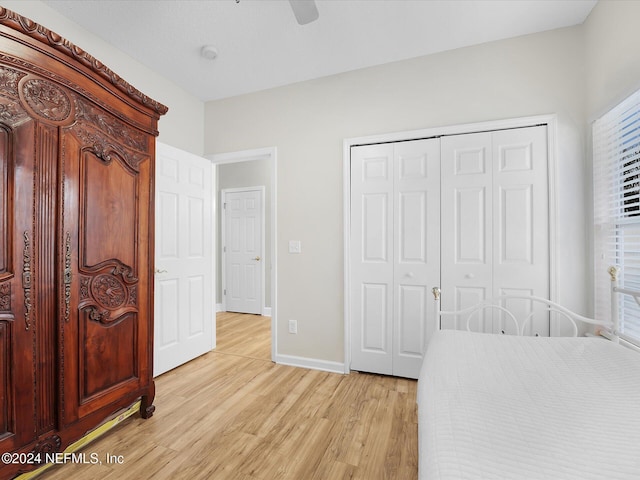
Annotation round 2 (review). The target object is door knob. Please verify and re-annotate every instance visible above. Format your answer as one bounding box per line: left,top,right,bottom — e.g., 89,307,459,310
155,269,168,274
253,256,261,261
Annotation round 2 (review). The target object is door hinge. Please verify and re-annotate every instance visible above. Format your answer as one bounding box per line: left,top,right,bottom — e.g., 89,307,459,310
223,289,226,296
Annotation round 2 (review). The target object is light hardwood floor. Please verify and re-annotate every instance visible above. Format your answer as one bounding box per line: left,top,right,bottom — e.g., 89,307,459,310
39,312,418,480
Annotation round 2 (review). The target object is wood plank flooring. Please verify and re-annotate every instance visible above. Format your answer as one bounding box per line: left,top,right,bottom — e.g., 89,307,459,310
39,313,418,480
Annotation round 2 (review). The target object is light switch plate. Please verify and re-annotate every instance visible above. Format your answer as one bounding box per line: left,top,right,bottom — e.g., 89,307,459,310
288,240,302,254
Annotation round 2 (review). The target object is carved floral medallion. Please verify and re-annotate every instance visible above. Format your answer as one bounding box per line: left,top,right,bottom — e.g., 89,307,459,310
91,274,127,309
21,78,71,122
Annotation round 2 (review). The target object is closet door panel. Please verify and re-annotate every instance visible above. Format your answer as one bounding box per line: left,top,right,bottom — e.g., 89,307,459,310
441,133,493,332
393,139,440,378
493,126,549,335
350,144,394,375
441,126,549,336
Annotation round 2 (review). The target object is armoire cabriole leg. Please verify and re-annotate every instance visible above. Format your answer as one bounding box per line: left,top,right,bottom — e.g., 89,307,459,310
140,383,156,419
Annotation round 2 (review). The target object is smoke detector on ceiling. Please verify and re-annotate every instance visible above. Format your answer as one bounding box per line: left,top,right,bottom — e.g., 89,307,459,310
201,45,218,60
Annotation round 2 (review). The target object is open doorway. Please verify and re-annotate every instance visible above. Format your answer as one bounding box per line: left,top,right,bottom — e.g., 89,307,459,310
209,147,277,361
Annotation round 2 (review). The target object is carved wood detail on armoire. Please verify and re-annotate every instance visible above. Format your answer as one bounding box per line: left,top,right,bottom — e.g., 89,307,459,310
0,8,167,479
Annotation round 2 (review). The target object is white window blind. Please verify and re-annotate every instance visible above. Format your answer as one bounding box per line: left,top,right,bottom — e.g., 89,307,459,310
594,88,640,344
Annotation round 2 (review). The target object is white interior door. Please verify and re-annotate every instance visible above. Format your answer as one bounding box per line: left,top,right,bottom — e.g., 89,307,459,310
350,143,394,375
441,126,549,335
350,139,440,378
154,142,214,377
493,126,549,335
392,140,441,378
441,132,494,331
223,188,264,315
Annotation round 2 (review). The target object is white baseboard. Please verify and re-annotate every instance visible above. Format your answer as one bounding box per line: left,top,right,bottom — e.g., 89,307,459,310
275,354,346,374
215,304,272,317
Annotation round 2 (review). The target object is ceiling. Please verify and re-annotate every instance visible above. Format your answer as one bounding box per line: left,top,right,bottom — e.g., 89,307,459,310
43,0,598,102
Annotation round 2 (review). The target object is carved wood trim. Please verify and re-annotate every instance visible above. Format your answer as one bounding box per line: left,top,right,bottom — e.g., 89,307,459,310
22,231,31,331
0,7,168,116
20,77,72,123
78,262,139,326
0,66,29,126
74,99,147,152
30,434,62,461
0,282,10,311
63,232,72,323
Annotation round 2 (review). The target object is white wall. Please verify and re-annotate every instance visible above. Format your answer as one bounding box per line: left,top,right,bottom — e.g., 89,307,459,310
3,1,205,156
205,26,588,364
581,0,640,304
585,0,640,121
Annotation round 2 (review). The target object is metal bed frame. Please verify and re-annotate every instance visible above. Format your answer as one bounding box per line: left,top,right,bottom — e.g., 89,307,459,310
430,266,640,342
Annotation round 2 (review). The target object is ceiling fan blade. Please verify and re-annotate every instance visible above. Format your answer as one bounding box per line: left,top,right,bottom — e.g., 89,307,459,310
288,0,319,25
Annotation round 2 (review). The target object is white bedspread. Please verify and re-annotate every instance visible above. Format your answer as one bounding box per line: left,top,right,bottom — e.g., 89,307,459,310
418,330,640,480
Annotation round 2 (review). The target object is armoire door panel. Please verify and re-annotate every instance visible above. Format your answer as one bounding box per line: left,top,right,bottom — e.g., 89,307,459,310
81,311,138,400
81,152,138,270
60,109,153,426
0,117,37,455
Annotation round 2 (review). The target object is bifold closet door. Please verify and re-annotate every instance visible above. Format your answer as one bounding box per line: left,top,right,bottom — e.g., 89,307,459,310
350,139,440,378
441,126,549,335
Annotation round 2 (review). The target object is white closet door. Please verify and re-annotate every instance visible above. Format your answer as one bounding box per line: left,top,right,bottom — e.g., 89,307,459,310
441,132,494,332
350,139,440,378
350,143,395,375
441,126,549,335
393,139,440,378
493,126,549,335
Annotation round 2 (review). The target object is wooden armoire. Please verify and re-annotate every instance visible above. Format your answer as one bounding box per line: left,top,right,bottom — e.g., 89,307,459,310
0,8,167,478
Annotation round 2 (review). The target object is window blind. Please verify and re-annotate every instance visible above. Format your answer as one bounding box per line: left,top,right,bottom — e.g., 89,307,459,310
593,89,640,344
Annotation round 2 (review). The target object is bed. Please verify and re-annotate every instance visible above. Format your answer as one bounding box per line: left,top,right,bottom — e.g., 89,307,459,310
417,270,640,480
